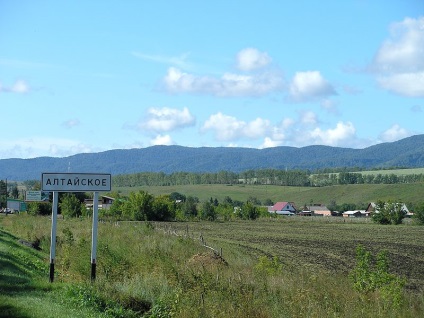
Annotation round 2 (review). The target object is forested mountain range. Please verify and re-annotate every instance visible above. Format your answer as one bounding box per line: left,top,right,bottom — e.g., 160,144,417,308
1,134,424,181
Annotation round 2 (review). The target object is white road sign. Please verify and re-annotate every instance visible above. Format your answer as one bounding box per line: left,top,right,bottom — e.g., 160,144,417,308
42,173,111,192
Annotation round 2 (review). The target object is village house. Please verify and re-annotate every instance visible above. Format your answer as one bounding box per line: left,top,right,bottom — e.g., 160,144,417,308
268,201,297,215
307,204,333,216
342,210,369,218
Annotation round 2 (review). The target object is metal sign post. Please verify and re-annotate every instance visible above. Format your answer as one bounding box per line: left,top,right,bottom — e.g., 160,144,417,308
49,191,59,282
91,191,99,281
42,172,111,283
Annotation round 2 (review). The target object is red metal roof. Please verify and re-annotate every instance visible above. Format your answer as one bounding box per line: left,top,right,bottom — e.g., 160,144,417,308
272,202,289,211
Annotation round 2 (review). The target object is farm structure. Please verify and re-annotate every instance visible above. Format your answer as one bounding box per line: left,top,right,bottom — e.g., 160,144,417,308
268,201,297,215
342,210,369,218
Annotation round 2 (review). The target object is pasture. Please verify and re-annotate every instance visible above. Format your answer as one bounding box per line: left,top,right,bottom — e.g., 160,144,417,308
114,182,424,208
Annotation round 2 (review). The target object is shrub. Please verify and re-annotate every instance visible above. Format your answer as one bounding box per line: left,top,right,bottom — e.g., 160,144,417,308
349,244,405,307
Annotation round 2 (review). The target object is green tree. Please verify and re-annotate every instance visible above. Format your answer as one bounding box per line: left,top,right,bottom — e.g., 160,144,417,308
11,185,19,199
413,202,424,225
59,193,84,218
152,195,176,221
0,180,7,209
200,201,216,221
122,190,154,221
371,200,407,225
181,196,198,219
237,201,259,220
27,202,52,216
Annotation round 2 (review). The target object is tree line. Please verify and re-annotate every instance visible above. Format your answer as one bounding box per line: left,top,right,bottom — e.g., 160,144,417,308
25,190,268,222
111,169,424,187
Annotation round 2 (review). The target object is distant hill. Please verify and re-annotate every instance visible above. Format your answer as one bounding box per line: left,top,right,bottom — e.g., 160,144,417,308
1,134,424,181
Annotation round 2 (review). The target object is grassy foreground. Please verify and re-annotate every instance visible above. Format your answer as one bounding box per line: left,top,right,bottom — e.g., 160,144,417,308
1,214,424,317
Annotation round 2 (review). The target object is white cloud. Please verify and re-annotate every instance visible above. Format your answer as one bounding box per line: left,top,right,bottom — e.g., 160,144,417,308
289,71,336,101
320,99,340,114
150,134,174,146
377,72,424,97
202,112,273,141
379,124,411,142
0,80,29,93
299,110,318,125
0,137,96,159
308,122,356,147
260,137,283,148
163,67,283,97
236,48,272,71
139,107,195,132
372,16,424,97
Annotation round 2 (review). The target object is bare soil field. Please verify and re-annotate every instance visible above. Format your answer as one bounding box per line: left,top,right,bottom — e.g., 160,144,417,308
154,217,424,291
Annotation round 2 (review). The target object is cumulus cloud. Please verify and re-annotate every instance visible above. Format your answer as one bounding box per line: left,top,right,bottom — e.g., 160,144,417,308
289,71,336,101
163,67,283,97
201,111,362,148
139,107,195,132
0,80,29,93
236,48,272,71
202,113,273,141
377,72,424,97
308,122,356,146
162,48,283,97
150,134,174,146
372,16,424,97
379,124,411,142
260,137,283,148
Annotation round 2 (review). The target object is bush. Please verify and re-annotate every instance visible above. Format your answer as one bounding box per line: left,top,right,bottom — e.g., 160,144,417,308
349,244,405,307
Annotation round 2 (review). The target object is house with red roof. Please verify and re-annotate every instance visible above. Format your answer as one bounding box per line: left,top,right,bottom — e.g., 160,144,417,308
268,201,297,215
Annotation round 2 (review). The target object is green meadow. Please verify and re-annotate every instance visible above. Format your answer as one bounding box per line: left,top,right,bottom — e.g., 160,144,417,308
115,182,424,208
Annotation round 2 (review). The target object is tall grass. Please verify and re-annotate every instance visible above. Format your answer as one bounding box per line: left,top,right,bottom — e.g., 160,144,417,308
2,214,424,317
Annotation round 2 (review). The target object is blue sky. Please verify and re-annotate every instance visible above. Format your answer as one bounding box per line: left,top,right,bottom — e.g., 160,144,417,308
1,0,423,159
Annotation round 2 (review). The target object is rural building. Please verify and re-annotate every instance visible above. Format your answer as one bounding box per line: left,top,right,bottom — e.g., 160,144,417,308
366,202,412,216
298,210,313,216
307,204,332,216
268,201,297,215
342,210,369,218
84,195,115,210
7,199,27,212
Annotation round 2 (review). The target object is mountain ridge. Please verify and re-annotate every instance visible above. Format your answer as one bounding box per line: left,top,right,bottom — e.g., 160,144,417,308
1,134,424,181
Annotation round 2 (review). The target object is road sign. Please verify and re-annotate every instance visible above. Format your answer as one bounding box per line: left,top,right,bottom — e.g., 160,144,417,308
41,173,111,192
26,190,41,201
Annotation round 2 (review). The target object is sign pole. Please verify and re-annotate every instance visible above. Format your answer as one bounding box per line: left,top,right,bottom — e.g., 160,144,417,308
90,191,99,281
49,191,59,282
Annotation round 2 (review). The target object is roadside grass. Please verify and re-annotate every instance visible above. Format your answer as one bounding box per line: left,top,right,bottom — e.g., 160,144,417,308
0,217,107,318
2,214,424,317
114,182,424,208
